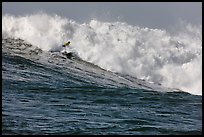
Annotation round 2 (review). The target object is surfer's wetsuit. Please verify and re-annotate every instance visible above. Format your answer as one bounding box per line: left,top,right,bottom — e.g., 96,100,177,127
62,41,71,48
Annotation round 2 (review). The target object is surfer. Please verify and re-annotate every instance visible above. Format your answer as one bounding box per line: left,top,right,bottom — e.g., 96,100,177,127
62,41,71,53
62,41,74,59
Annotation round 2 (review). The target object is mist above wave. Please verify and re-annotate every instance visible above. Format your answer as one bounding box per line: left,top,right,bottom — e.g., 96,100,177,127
2,13,202,95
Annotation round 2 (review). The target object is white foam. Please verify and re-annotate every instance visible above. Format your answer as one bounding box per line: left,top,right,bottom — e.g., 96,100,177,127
2,13,202,95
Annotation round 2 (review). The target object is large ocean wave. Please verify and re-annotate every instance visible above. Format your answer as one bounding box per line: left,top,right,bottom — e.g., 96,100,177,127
2,12,202,95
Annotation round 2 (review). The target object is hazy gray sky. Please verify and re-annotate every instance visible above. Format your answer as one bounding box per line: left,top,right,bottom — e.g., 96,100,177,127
2,2,202,29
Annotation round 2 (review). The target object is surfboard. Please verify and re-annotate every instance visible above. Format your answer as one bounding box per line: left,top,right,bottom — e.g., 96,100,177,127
62,52,79,59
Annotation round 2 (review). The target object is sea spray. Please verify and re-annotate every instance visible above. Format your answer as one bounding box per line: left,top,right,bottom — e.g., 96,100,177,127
2,13,202,95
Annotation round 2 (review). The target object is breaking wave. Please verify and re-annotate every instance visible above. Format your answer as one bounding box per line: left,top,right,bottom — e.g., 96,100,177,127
2,12,202,95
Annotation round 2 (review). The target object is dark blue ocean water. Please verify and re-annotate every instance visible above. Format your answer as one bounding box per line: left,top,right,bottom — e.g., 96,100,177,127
2,38,202,135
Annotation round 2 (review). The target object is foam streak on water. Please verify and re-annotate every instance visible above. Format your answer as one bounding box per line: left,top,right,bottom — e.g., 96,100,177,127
2,13,202,95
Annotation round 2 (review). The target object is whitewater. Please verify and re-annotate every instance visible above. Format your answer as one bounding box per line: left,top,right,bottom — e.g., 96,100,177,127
2,13,202,95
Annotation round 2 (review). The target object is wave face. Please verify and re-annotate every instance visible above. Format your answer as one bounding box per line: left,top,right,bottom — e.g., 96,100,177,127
2,13,202,95
2,38,202,135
